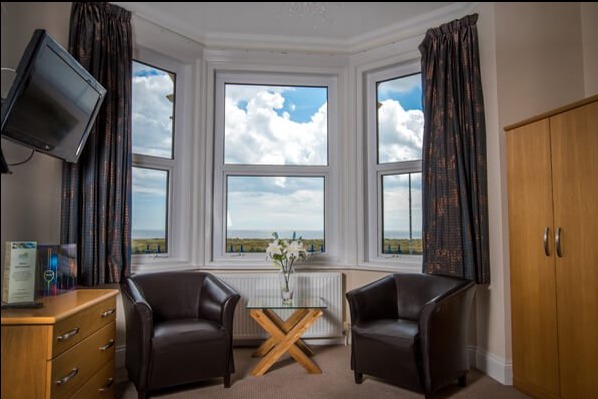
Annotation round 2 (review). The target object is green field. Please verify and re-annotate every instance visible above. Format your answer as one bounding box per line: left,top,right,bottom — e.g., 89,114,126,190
132,239,167,254
226,238,325,253
132,237,422,256
226,238,422,255
382,239,422,255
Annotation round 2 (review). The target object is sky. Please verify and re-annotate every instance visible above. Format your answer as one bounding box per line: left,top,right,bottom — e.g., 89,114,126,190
131,63,424,240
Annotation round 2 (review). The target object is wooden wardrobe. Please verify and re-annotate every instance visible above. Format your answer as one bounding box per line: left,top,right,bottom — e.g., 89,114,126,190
505,95,597,399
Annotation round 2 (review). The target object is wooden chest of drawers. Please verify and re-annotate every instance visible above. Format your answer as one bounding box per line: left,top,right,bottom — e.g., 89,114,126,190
1,289,118,399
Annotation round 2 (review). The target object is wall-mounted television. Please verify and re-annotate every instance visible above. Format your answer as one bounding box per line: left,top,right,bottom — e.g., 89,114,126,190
1,29,106,164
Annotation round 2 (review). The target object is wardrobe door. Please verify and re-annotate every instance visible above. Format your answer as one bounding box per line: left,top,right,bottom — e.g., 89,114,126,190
550,100,598,399
507,118,560,399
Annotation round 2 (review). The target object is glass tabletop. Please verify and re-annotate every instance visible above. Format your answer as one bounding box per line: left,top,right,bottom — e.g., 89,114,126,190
246,296,327,310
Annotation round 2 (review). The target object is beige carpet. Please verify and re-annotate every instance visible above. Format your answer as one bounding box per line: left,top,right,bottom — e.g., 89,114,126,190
116,345,530,399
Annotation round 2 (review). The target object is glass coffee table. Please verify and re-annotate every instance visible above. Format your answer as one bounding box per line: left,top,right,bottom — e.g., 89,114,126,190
246,296,327,376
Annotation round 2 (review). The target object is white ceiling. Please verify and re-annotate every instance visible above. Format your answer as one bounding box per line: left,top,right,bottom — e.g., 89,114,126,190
114,2,465,52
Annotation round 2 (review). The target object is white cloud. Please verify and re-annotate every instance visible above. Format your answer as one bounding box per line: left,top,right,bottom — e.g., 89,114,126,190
132,65,174,158
378,99,423,163
378,73,420,96
132,167,167,197
274,176,287,188
227,177,324,232
228,189,324,232
224,86,327,165
226,84,290,103
132,167,167,231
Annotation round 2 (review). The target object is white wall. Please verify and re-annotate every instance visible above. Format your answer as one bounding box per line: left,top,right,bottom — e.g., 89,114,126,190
581,2,598,96
470,2,512,382
0,2,70,282
495,2,585,125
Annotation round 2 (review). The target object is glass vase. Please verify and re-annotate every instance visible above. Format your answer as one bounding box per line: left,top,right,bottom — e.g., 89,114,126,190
278,265,295,305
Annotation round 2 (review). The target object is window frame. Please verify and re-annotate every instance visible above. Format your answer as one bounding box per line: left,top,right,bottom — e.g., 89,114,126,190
211,71,339,267
364,61,423,269
131,164,171,255
131,48,192,267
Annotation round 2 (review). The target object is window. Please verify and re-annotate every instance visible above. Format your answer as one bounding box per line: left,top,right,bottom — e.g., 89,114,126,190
365,63,423,266
213,72,337,262
131,60,175,256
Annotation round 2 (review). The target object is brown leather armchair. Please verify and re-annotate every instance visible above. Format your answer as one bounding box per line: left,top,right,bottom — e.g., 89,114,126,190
121,271,240,399
346,273,476,399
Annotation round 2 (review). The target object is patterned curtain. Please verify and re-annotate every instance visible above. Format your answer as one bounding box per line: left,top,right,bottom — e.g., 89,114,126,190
61,2,132,286
419,14,490,284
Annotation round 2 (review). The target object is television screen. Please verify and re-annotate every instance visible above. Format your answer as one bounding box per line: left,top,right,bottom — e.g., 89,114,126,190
1,29,106,163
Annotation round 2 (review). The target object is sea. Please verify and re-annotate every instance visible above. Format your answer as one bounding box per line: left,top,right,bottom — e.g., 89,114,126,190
226,229,421,239
132,229,165,239
227,230,322,239
133,229,421,240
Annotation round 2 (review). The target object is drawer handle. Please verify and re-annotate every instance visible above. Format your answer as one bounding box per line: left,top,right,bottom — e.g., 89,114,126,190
99,339,115,351
98,377,114,393
101,308,115,318
56,368,78,385
57,327,80,341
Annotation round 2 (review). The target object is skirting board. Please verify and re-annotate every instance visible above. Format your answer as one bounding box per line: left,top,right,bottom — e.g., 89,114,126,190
115,344,513,385
115,346,128,382
469,345,513,385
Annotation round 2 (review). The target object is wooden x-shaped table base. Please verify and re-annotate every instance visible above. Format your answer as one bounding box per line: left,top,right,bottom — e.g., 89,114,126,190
249,307,324,376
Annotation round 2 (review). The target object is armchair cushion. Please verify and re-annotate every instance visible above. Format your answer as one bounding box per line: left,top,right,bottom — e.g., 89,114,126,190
352,319,420,390
150,319,228,390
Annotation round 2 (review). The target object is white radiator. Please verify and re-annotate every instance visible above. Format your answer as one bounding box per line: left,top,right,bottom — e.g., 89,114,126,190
214,272,343,340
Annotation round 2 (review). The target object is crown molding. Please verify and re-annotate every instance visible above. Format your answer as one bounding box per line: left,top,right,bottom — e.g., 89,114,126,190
202,2,476,55
203,31,350,55
126,2,479,57
131,14,204,63
348,2,477,53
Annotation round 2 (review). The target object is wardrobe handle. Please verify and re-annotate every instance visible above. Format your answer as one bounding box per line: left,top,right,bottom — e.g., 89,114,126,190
556,227,563,257
543,227,550,256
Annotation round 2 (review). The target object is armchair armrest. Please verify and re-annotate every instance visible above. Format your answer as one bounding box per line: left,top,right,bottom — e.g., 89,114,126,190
123,278,153,328
346,274,399,324
121,280,154,390
418,281,476,392
198,274,241,332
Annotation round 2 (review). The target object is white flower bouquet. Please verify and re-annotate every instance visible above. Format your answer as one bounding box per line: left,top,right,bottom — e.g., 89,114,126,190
266,232,308,302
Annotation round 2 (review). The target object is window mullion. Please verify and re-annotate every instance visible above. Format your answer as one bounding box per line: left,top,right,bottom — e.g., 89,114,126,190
222,164,328,176
377,160,421,174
